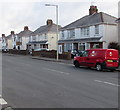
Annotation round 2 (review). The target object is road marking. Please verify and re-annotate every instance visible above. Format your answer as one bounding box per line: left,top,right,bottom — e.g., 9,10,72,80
94,80,119,87
0,95,7,105
43,68,70,75
0,98,7,105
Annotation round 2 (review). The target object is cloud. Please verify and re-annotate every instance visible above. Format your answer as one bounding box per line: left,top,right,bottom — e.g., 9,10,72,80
0,0,119,36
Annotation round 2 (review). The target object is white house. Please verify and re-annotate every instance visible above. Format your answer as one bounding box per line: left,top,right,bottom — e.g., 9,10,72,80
58,5,118,53
6,31,17,50
0,37,2,51
27,19,61,51
1,34,7,51
16,26,32,50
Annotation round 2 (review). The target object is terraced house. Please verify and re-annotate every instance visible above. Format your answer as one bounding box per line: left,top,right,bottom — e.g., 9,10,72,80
27,19,61,51
58,5,118,53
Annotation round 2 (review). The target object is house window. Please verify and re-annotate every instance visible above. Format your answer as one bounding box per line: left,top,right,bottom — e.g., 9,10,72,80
32,36,36,41
14,37,16,41
95,25,99,35
67,29,75,38
79,43,85,51
61,31,64,39
81,28,84,36
17,37,21,42
2,39,4,43
65,43,72,52
81,27,89,36
40,44,43,48
45,34,47,39
29,36,31,42
86,27,89,35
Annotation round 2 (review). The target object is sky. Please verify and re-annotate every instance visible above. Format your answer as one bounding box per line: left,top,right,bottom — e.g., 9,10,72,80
0,0,119,36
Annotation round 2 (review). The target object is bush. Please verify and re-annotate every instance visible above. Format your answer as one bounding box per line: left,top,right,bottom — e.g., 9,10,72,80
108,42,120,50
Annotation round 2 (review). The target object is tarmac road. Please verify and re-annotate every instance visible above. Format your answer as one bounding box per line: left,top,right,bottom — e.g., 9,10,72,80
2,54,119,108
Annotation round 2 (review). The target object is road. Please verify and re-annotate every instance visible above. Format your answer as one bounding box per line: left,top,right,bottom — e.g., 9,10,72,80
2,54,119,108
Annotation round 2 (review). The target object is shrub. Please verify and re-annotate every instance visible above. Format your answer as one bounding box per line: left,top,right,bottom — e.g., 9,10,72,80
108,42,120,50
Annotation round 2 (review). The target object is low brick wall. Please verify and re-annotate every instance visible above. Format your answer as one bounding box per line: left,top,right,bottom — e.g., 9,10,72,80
59,52,71,60
8,49,29,55
2,50,8,53
32,50,71,60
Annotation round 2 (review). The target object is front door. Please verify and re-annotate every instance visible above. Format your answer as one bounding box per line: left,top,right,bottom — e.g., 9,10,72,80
59,45,62,54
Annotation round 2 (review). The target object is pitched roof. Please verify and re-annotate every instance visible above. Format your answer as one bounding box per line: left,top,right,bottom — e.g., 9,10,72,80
17,30,32,37
60,12,117,30
6,34,15,39
31,24,61,36
116,18,120,22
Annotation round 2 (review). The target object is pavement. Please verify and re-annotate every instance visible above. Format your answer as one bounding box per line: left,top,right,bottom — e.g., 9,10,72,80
2,54,119,108
31,56,120,72
31,56,73,64
3,53,120,71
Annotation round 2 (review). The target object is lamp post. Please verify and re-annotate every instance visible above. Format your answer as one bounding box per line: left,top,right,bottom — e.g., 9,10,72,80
45,4,59,61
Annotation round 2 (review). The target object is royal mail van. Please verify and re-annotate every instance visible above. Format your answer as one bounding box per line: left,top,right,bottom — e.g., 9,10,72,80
74,49,119,71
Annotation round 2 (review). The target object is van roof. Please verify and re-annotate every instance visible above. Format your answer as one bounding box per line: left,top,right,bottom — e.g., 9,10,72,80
87,49,117,51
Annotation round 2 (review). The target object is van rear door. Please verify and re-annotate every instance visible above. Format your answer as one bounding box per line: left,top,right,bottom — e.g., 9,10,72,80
106,49,118,59
106,49,119,67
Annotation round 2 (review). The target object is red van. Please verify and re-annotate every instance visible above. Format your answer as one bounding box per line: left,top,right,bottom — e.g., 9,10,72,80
74,49,119,71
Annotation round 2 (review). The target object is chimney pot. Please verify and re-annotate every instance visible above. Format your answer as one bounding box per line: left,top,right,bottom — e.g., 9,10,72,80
24,26,29,31
89,5,98,15
11,31,14,35
47,19,53,25
2,34,5,37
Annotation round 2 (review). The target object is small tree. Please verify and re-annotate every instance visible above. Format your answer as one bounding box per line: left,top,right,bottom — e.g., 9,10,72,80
108,42,120,50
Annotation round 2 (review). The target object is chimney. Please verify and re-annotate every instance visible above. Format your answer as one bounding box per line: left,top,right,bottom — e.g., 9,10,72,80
89,5,98,15
46,19,53,25
24,26,29,31
11,31,15,35
2,34,5,37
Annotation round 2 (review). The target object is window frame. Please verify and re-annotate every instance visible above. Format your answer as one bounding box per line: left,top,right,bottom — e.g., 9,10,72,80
95,25,99,35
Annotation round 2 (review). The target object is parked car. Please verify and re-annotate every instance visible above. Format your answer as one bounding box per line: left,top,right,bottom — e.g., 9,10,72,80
71,49,78,58
34,48,50,51
73,49,119,71
71,49,84,58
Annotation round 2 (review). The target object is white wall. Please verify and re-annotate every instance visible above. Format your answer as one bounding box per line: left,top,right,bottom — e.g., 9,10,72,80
7,39,13,49
75,28,80,39
21,37,29,50
59,24,104,40
102,24,118,49
48,33,57,50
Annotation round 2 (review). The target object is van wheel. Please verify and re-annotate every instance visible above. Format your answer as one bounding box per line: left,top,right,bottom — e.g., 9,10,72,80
74,61,79,68
96,63,102,71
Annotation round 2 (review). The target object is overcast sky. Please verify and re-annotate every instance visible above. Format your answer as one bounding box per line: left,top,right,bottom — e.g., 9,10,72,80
0,0,119,36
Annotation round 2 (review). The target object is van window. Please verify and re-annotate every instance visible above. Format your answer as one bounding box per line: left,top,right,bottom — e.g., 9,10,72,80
82,51,89,57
